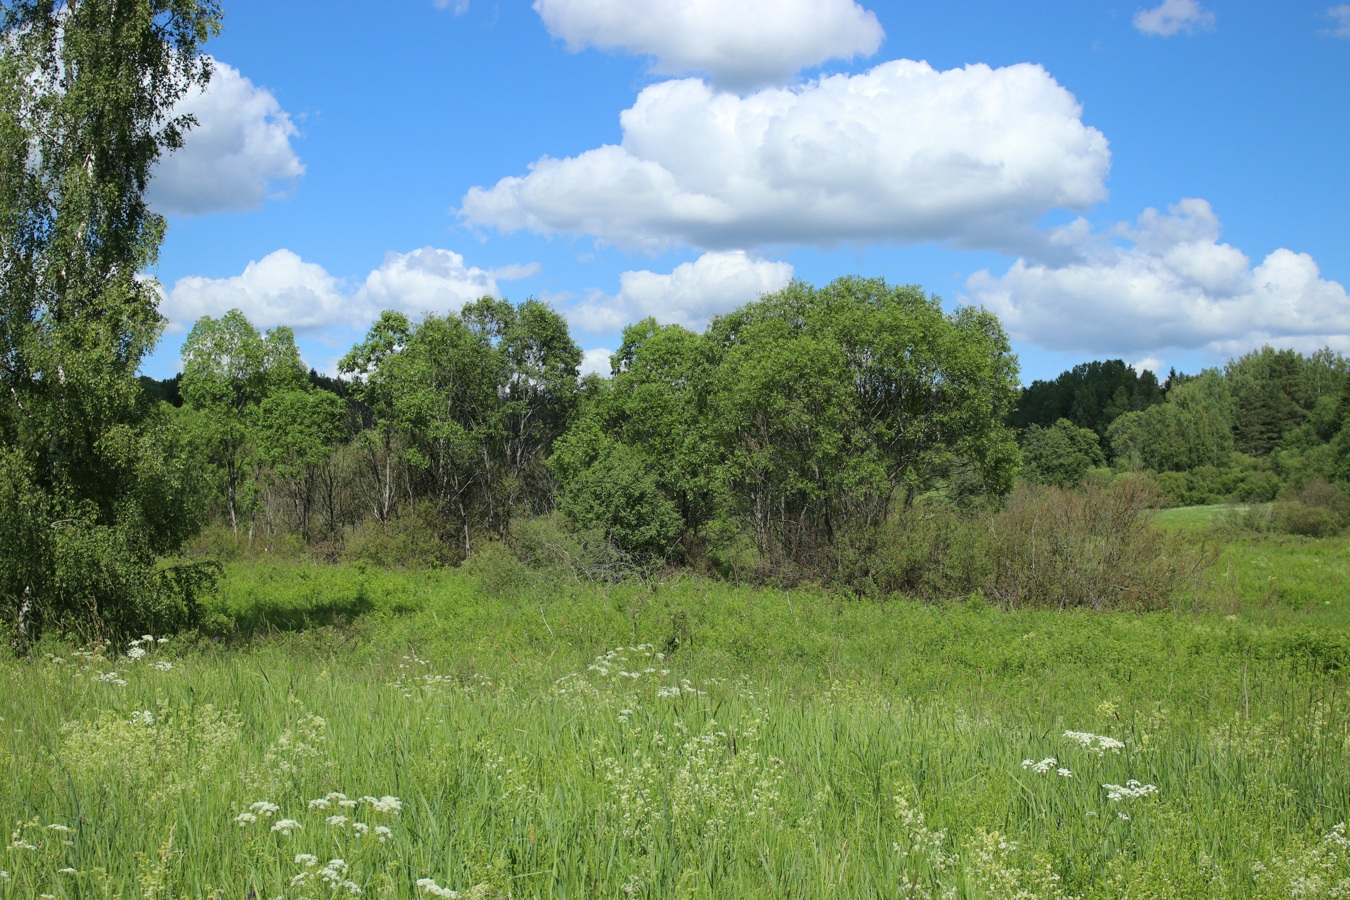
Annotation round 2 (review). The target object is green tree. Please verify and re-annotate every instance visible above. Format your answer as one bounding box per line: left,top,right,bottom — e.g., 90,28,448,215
1021,419,1105,487
179,309,307,534
0,0,220,646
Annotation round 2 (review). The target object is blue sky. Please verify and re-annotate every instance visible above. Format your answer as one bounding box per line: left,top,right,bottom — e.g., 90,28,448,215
142,0,1350,384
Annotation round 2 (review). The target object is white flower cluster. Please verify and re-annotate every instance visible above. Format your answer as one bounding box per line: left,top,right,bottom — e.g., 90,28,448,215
1102,780,1158,801
417,878,461,898
1063,731,1125,754
292,855,361,895
1019,757,1074,778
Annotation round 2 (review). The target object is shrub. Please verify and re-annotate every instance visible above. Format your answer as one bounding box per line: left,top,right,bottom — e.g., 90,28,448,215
343,499,462,569
987,478,1212,611
1270,478,1349,537
834,504,993,600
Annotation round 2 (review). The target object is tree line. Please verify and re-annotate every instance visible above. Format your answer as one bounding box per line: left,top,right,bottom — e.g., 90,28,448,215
160,277,1021,581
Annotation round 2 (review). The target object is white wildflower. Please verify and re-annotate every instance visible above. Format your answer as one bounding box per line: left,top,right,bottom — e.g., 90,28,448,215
157,637,169,644
1021,757,1057,774
57,867,77,874
365,795,402,814
126,646,147,660
1057,768,1073,778
308,798,331,810
416,878,461,898
46,824,72,833
250,801,280,816
151,661,173,671
270,818,302,834
141,634,154,643
352,822,369,835
234,812,257,826
131,710,154,726
291,872,312,886
1064,731,1125,754
374,825,393,842
1103,780,1158,801
326,815,349,828
295,853,318,867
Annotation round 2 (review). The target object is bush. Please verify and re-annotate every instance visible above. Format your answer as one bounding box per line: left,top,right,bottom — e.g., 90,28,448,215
343,500,463,569
1272,502,1342,538
986,478,1212,611
834,504,993,600
1270,479,1349,537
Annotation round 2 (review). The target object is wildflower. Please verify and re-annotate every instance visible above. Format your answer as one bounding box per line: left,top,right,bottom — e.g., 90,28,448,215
157,637,169,644
152,661,173,671
270,818,302,834
374,825,392,842
1057,768,1073,778
234,812,257,826
141,634,154,643
57,867,77,874
364,795,403,814
1064,731,1125,754
250,801,280,816
46,824,72,833
131,710,154,726
295,853,318,867
326,815,349,828
1021,757,1057,774
308,798,331,810
1103,780,1158,801
291,872,313,886
416,878,461,898
352,822,370,835
126,647,147,660
321,859,348,879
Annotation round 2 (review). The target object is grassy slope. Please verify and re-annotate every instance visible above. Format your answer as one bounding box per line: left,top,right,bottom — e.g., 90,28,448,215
1,523,1347,898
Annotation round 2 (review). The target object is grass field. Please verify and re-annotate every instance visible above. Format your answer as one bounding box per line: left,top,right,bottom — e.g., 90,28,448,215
2,518,1348,898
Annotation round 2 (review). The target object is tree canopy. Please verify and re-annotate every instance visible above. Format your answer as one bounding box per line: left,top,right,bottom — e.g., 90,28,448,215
1,0,221,646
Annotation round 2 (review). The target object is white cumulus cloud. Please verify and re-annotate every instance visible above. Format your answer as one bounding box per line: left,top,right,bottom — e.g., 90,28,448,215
461,60,1110,254
163,248,535,332
1133,0,1216,36
148,60,304,216
964,199,1350,358
579,347,614,377
569,251,793,333
533,0,883,91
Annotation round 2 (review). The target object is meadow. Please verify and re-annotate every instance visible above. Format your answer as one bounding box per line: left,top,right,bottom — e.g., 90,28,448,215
2,518,1348,898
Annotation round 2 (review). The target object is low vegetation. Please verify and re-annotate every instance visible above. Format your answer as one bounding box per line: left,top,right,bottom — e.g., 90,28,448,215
1,522,1347,898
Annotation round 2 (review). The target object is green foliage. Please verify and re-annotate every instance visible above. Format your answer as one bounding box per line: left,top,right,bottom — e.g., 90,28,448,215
1108,371,1235,472
987,478,1214,611
1021,418,1106,486
180,309,310,534
554,439,682,562
340,299,581,556
1011,359,1165,435
553,277,1021,579
0,0,221,646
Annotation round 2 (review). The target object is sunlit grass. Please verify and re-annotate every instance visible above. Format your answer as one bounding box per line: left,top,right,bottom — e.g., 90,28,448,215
2,536,1348,897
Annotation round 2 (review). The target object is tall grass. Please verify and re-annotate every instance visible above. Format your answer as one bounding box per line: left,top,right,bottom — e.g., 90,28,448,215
1,549,1348,897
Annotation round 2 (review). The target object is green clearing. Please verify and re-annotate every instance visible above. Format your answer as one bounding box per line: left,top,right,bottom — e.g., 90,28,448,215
2,526,1348,898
